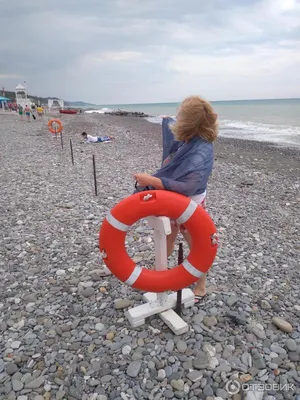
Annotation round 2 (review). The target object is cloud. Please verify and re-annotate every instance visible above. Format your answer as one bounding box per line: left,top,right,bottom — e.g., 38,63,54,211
94,51,142,62
0,0,299,103
0,74,22,79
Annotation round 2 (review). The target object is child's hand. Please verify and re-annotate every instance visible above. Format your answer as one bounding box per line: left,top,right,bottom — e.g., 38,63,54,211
134,173,153,187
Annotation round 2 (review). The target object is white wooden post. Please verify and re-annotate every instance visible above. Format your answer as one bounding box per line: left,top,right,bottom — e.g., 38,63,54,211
126,216,194,335
146,216,170,306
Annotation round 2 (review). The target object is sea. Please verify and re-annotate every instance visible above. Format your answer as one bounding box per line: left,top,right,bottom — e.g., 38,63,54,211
85,98,300,148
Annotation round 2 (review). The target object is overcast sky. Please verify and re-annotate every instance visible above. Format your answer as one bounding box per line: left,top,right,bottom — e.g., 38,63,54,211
1,0,300,104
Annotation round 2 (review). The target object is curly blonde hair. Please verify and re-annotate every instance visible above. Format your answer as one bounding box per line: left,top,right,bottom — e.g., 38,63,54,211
171,96,218,142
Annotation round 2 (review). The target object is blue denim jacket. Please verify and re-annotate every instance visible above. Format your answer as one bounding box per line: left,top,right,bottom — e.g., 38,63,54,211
136,117,214,196
151,117,214,196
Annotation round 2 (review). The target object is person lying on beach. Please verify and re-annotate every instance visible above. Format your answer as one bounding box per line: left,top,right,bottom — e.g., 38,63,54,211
134,96,218,302
81,132,114,143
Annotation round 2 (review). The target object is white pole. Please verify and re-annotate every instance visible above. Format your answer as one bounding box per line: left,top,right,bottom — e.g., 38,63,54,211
147,216,171,304
126,215,194,334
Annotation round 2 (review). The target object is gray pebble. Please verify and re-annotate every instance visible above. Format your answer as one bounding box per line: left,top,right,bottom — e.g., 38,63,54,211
227,296,239,307
171,379,184,391
285,339,297,352
114,299,131,309
252,354,266,370
5,363,18,375
193,352,209,369
216,388,229,398
251,326,266,340
166,339,174,352
82,287,95,297
203,386,214,396
126,361,142,378
157,369,166,381
176,340,187,353
261,300,272,310
12,380,24,391
187,371,203,382
163,389,174,398
0,359,5,373
95,323,105,331
25,375,45,389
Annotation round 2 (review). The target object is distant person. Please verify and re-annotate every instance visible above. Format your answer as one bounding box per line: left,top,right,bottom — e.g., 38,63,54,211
18,105,23,120
24,105,31,122
134,96,218,302
37,106,44,117
81,132,114,143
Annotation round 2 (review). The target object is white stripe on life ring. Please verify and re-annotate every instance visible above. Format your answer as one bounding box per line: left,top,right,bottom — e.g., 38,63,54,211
182,259,204,278
106,211,130,232
125,265,143,286
176,200,198,225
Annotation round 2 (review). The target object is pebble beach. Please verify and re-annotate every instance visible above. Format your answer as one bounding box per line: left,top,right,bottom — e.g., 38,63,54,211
0,112,300,400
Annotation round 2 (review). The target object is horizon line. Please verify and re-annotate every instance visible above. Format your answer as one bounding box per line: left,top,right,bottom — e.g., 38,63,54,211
86,97,300,106
4,89,300,105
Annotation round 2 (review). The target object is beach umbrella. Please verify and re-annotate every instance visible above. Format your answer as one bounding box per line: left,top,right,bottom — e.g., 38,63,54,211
0,96,10,111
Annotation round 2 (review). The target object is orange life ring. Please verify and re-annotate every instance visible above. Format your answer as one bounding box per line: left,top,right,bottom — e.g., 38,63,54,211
48,119,63,134
99,190,218,293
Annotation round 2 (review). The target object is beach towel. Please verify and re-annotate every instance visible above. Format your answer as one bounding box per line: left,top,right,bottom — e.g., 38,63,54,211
135,117,214,197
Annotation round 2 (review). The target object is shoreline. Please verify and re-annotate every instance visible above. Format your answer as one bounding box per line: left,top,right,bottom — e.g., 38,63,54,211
88,113,300,178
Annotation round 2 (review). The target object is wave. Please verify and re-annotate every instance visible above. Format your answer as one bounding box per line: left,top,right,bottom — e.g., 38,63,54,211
220,119,300,146
85,108,113,114
145,116,176,124
84,108,300,147
146,117,300,147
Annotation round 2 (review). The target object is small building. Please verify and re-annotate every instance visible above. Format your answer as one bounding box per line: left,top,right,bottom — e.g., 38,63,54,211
15,83,32,108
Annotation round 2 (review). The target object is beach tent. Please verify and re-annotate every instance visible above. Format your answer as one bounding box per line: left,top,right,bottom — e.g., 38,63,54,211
0,96,10,111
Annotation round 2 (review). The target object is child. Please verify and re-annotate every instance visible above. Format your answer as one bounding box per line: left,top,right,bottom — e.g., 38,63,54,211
37,106,44,117
134,96,218,302
24,105,31,122
18,105,23,120
81,132,114,143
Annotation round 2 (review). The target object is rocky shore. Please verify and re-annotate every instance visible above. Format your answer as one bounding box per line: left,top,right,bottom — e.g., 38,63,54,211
104,110,150,118
0,113,299,400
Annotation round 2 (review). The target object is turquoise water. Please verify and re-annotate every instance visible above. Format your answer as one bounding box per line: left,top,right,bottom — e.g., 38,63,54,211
86,98,300,148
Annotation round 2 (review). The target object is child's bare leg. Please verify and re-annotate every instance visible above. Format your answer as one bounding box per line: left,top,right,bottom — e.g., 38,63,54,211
167,223,179,257
193,274,207,297
182,229,207,297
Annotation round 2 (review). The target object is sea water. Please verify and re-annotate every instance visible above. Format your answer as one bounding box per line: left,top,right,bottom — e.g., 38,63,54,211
85,98,300,148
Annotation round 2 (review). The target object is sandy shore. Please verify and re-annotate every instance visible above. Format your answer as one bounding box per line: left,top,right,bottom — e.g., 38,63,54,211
0,113,299,400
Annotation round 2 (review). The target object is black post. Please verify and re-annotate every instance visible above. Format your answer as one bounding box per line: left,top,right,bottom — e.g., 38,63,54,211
175,242,184,316
55,126,57,139
70,139,74,165
93,154,98,196
60,129,64,150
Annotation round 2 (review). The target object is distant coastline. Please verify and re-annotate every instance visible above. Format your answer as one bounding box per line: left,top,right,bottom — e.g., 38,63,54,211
91,97,300,108
3,88,300,108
